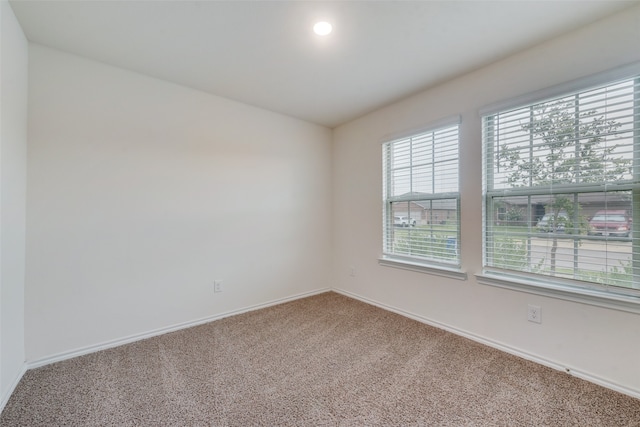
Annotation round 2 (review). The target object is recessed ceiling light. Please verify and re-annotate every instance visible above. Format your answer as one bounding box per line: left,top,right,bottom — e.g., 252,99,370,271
313,21,332,36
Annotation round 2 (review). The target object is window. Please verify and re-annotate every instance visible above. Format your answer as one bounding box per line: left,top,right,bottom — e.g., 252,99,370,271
382,120,461,271
482,73,640,299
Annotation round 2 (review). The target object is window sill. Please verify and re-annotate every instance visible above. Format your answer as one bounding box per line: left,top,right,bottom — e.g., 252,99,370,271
378,257,467,281
476,271,640,314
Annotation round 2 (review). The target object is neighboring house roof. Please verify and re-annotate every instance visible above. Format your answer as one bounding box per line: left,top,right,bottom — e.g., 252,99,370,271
395,193,457,211
411,199,458,210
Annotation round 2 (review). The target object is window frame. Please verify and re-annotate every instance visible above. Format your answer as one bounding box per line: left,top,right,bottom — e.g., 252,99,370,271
379,116,466,280
479,62,640,312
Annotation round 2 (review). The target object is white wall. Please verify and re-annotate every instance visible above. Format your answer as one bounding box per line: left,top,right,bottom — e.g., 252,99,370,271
26,44,332,361
333,5,640,395
0,0,28,406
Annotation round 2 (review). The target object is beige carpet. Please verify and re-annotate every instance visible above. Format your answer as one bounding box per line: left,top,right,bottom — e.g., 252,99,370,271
2,292,639,426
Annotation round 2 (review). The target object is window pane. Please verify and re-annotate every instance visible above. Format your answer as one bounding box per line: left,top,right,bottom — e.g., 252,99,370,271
391,139,411,169
387,200,459,263
487,192,635,288
412,134,433,165
413,165,433,194
484,76,640,294
391,167,410,197
434,160,458,193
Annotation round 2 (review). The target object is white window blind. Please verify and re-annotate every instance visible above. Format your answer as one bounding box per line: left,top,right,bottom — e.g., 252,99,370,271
383,122,460,267
483,75,640,296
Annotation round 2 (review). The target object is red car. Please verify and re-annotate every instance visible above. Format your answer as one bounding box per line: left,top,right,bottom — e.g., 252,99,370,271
588,210,631,237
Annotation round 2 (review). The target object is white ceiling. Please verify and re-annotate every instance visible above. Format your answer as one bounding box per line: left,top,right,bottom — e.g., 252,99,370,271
9,0,639,128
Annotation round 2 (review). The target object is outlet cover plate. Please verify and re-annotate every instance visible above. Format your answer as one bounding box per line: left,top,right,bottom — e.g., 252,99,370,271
527,304,541,323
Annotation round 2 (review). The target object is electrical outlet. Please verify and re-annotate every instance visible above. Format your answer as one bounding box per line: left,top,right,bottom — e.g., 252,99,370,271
214,280,223,293
527,304,541,323
349,266,356,277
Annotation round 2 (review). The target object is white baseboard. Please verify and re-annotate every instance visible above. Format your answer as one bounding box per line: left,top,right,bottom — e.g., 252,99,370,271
0,363,27,414
333,288,640,400
20,286,639,402
28,287,331,369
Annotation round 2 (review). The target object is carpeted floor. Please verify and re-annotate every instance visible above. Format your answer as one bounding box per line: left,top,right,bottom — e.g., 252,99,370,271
2,292,639,426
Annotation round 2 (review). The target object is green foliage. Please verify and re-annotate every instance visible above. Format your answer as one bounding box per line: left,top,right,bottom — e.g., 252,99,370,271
576,260,634,289
505,206,524,222
498,98,630,188
393,227,457,261
540,196,589,236
492,236,529,270
492,235,545,272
